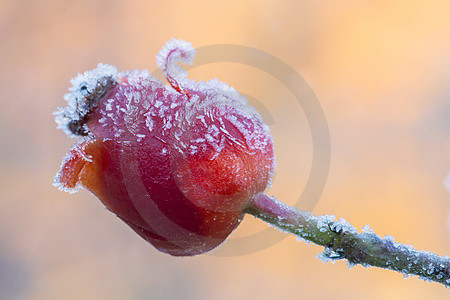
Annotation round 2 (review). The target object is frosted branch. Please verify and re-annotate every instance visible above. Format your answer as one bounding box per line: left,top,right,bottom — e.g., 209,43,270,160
246,193,450,287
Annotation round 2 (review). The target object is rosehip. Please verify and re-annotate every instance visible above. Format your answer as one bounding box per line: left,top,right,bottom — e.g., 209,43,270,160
54,39,274,256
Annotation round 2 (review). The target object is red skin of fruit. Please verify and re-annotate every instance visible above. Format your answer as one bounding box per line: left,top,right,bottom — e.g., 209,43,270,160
55,39,274,256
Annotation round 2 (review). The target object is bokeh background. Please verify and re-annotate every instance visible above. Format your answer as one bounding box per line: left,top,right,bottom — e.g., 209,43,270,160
1,0,449,299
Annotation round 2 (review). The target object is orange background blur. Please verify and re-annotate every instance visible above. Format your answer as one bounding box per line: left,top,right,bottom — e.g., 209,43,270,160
1,1,449,299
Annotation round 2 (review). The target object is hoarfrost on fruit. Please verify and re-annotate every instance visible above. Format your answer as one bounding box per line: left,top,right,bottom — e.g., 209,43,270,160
54,39,274,256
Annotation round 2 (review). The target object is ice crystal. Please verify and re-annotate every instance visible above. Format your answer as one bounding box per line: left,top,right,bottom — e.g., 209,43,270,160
317,248,339,263
156,38,195,78
362,225,373,233
55,64,118,137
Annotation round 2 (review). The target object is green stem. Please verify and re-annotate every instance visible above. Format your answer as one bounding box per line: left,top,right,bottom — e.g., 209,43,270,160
246,193,450,287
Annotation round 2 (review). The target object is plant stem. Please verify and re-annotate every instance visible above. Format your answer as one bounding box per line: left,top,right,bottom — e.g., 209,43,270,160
245,193,450,287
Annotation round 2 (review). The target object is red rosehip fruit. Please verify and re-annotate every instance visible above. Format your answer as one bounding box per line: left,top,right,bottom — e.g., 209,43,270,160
54,39,274,256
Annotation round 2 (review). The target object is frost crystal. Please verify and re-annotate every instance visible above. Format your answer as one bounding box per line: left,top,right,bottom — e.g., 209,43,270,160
156,38,195,78
362,225,373,233
318,249,340,263
55,64,118,137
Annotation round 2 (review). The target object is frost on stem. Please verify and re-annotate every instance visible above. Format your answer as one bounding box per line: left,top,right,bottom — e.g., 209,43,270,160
247,193,450,287
154,38,238,98
156,38,195,95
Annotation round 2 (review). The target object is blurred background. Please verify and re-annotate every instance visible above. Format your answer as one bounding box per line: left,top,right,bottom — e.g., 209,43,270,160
1,0,449,299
